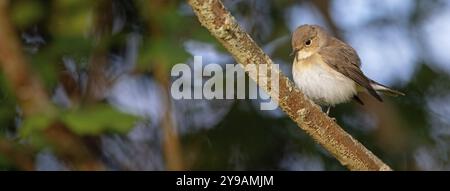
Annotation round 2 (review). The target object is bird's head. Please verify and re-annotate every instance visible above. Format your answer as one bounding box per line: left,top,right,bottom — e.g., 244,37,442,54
291,24,329,60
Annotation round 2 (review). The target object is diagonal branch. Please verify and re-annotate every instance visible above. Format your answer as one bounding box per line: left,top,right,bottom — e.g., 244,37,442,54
188,0,391,171
0,1,51,116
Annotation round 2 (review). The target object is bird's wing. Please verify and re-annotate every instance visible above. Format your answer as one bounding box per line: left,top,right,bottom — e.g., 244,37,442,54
319,38,382,102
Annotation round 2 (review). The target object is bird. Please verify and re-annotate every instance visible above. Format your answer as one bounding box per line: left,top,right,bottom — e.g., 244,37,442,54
291,24,404,114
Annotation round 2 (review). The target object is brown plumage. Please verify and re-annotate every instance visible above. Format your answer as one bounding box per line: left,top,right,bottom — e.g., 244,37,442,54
319,37,383,102
291,24,404,106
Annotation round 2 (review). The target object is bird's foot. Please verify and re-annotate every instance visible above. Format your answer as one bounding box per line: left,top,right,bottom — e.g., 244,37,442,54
326,106,331,115
324,106,336,121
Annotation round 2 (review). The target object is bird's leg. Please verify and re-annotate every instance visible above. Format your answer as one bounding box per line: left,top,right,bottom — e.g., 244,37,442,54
325,106,336,121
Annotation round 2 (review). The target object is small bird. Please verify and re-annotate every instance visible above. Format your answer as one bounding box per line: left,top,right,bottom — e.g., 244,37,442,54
291,24,404,114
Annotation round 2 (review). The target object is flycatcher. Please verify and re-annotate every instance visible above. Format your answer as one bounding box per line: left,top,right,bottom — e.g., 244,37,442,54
291,24,404,114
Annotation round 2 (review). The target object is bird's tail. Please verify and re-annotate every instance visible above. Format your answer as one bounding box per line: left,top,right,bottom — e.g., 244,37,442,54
370,80,405,97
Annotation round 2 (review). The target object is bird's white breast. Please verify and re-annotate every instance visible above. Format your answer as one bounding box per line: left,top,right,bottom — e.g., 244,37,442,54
292,55,357,106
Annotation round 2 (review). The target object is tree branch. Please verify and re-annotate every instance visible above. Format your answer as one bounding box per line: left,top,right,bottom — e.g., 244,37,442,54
145,0,185,170
0,0,51,116
188,0,391,171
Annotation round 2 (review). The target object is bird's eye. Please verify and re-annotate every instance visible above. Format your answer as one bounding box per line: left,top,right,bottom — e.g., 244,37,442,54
305,39,312,46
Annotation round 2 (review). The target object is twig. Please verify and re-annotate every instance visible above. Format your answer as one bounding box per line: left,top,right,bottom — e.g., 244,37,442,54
187,0,391,171
0,0,51,116
145,0,185,170
154,63,185,170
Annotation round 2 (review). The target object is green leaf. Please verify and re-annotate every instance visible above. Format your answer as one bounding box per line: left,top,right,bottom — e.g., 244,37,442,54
51,1,94,37
19,104,138,146
11,0,44,28
60,104,138,135
19,112,55,148
20,112,55,138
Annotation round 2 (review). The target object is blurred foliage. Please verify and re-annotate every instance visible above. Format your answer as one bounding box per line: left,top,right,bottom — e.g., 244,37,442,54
0,74,17,135
0,154,10,169
60,104,138,135
20,104,138,146
50,1,95,36
11,0,44,29
135,0,191,70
